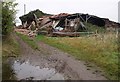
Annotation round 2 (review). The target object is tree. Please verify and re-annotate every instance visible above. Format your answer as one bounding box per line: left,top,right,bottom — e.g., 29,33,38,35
2,0,18,36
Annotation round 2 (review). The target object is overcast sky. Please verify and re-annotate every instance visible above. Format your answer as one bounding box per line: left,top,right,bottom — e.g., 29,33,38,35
15,0,119,25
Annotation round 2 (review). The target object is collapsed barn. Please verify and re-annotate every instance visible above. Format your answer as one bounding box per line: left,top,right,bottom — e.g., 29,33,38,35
18,10,120,37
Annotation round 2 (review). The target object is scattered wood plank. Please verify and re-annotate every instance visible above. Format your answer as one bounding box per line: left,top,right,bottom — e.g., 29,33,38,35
51,32,94,37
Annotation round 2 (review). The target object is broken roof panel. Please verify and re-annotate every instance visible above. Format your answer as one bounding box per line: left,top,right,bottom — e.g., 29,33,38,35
40,17,51,26
50,13,70,20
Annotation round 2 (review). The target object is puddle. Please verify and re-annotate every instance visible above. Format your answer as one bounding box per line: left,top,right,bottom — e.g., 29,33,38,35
12,60,64,80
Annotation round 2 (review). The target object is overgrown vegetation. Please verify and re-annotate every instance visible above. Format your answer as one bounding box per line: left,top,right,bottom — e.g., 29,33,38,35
16,32,39,50
2,34,20,59
2,1,18,36
2,34,20,80
36,33,118,80
2,0,18,80
2,0,19,59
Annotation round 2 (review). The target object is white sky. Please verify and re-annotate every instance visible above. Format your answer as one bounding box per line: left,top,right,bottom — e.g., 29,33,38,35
15,0,120,25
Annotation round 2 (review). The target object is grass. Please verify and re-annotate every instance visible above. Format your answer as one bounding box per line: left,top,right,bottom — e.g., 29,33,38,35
84,22,106,33
2,62,16,80
16,32,39,50
2,34,20,59
2,34,20,80
0,41,2,80
36,33,119,80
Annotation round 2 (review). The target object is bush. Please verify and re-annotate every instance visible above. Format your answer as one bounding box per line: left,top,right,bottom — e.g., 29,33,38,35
2,1,18,36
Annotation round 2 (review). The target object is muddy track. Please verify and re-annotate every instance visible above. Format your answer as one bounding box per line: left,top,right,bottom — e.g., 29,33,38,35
14,34,107,80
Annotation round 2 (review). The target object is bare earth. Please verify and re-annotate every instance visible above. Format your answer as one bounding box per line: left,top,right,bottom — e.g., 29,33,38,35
14,34,107,80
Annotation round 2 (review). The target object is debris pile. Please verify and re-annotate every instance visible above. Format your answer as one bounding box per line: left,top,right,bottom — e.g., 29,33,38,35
15,28,37,37
38,13,89,36
17,10,120,37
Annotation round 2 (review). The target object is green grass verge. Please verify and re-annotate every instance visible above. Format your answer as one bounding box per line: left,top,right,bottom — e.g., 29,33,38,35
16,32,39,50
2,34,20,80
36,33,119,80
2,34,20,59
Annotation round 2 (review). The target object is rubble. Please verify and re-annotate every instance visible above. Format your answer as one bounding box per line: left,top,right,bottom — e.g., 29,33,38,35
15,28,37,37
15,29,30,35
17,11,120,37
27,31,37,37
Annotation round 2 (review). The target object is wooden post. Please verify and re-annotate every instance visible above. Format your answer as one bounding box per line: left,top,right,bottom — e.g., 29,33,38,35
65,18,67,30
24,4,26,15
116,28,118,38
86,15,91,23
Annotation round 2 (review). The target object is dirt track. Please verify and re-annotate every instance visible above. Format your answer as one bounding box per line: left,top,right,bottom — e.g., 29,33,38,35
13,34,107,80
